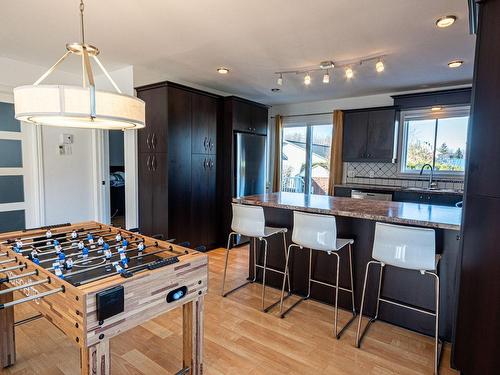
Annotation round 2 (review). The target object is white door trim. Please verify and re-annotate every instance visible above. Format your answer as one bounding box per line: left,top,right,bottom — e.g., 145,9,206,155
124,130,138,229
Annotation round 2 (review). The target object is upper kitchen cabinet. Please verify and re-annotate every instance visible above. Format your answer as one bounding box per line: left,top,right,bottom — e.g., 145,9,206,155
342,107,397,162
137,85,168,153
192,92,217,155
229,97,268,135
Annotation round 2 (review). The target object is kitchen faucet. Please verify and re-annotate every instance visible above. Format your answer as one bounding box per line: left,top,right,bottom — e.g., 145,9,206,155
419,163,437,189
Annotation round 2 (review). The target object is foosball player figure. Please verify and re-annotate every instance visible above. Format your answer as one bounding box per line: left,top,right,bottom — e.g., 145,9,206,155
30,248,40,265
77,240,85,250
65,257,74,270
58,251,66,266
53,262,64,278
82,247,89,261
71,229,78,240
115,232,122,242
137,241,145,257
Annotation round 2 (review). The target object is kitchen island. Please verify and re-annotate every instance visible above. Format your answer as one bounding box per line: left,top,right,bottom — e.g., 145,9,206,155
233,192,462,341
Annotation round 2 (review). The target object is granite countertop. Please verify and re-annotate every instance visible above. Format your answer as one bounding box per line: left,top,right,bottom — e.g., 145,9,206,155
335,183,464,195
234,192,462,231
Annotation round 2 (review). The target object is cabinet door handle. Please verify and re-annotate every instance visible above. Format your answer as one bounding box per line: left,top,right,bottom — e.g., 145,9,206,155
209,159,214,169
203,137,208,150
146,155,152,171
203,158,207,169
209,138,213,151
151,133,156,149
152,155,157,171
146,133,151,149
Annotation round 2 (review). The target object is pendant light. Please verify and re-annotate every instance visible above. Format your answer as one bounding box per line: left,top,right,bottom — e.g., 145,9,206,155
14,0,145,130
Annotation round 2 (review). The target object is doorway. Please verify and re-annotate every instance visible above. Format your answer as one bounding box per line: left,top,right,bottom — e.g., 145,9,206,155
108,130,126,228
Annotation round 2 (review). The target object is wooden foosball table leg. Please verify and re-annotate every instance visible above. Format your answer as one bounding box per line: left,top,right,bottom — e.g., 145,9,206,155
183,296,204,375
81,339,110,375
0,284,16,368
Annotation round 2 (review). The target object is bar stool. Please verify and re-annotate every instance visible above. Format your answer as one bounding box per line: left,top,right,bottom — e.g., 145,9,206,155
279,211,356,339
221,203,291,312
355,222,441,375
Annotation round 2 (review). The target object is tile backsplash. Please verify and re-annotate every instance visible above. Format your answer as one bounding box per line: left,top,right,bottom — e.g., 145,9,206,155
342,162,464,191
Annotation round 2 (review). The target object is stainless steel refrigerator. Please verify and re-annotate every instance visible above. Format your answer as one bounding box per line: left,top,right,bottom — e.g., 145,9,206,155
234,132,267,244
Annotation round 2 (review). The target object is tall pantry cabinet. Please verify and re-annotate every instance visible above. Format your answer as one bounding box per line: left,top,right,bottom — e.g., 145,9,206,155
136,82,219,250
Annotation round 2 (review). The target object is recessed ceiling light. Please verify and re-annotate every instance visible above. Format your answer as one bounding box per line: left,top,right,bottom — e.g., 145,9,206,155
271,88,280,92
304,73,311,85
436,15,457,28
431,106,442,112
345,67,354,79
448,60,464,68
217,67,229,74
375,60,385,73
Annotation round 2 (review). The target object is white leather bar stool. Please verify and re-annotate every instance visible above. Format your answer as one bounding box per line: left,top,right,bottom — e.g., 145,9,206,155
355,222,441,375
221,203,291,312
279,211,356,339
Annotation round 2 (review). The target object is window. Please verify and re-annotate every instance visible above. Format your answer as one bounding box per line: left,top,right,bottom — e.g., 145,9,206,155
400,107,469,174
281,120,332,195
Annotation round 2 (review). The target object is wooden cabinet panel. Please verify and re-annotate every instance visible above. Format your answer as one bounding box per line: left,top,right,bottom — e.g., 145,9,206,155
137,86,167,153
366,109,396,161
167,87,192,243
192,93,217,154
251,105,268,135
343,111,368,161
232,100,253,133
206,155,217,248
151,153,168,238
190,154,208,248
342,107,397,162
138,153,154,235
393,191,462,206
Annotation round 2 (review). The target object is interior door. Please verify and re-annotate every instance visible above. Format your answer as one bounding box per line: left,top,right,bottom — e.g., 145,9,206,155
235,132,266,197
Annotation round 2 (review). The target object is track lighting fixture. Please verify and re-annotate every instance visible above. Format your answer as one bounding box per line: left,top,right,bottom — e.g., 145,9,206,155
274,54,386,88
323,70,330,84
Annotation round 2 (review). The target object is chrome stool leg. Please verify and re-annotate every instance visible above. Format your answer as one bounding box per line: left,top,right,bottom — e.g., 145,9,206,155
355,260,383,347
280,246,312,318
261,238,268,311
426,271,442,375
283,231,291,294
221,232,255,297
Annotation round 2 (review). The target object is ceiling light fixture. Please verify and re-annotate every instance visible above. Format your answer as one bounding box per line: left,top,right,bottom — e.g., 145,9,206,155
436,15,457,28
320,61,334,70
217,67,229,74
431,106,443,112
376,60,385,73
323,70,330,84
448,60,464,68
277,73,283,86
345,67,354,79
304,73,311,85
14,0,145,130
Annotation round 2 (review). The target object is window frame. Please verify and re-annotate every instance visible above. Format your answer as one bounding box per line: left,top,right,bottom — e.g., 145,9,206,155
280,118,333,195
398,106,470,177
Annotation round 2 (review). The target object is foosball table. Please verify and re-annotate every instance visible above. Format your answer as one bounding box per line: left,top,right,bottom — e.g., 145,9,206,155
0,221,208,375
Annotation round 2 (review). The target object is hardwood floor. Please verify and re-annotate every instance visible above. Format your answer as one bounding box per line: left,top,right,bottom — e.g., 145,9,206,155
1,246,458,374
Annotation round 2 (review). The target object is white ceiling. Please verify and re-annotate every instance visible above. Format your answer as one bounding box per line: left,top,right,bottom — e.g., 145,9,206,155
0,0,475,105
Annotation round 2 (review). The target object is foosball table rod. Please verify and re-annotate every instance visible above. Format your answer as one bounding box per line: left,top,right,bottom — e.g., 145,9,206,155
0,278,51,296
0,287,65,310
0,270,38,284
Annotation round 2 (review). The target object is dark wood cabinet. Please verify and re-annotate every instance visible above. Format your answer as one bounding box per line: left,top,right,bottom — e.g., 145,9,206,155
136,82,220,249
190,154,217,249
343,107,397,162
137,86,168,153
192,92,217,155
231,97,268,135
393,191,462,207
